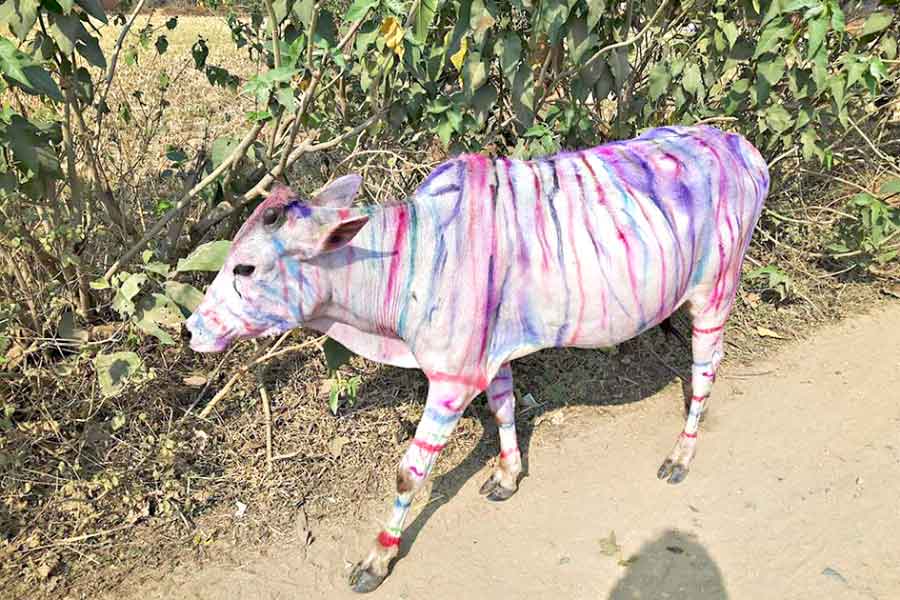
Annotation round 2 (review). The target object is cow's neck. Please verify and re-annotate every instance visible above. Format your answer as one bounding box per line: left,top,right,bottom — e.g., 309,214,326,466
315,200,424,339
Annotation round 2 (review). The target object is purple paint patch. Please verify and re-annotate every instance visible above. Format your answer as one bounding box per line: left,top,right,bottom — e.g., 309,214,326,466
286,200,312,218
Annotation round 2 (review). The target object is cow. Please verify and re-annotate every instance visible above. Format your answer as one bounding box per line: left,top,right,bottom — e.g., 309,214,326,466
184,124,770,592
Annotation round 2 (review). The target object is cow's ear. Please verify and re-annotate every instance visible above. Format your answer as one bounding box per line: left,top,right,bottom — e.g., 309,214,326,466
314,216,369,254
311,174,362,208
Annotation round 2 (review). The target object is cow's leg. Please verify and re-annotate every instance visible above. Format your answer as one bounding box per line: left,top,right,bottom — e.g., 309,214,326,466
478,362,522,501
349,379,479,593
657,312,726,484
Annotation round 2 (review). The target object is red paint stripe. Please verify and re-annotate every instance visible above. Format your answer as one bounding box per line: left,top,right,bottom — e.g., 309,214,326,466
412,438,445,453
500,447,520,460
681,431,698,439
426,371,488,390
377,531,401,548
384,206,409,303
692,323,725,335
690,395,707,403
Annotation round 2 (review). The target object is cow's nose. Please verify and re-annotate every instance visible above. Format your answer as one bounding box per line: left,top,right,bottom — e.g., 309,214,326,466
181,324,192,343
233,264,255,276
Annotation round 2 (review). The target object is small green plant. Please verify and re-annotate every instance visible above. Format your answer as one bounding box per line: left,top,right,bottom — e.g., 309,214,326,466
747,264,794,302
322,337,361,414
828,189,900,268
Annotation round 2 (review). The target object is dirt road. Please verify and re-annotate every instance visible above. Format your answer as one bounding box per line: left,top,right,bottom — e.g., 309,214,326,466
133,303,900,600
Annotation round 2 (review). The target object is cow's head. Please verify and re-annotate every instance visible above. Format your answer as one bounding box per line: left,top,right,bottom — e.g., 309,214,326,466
184,175,369,352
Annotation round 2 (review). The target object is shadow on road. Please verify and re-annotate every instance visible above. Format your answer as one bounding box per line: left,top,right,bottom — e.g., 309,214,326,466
609,529,728,600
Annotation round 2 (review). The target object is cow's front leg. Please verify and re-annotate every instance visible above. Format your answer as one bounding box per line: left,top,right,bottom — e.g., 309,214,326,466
349,379,479,593
657,316,725,484
479,363,522,501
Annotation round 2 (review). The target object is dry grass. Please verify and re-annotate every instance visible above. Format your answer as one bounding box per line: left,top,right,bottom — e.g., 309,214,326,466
2,14,899,600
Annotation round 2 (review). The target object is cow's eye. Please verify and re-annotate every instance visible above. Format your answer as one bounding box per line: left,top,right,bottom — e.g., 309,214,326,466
262,206,283,228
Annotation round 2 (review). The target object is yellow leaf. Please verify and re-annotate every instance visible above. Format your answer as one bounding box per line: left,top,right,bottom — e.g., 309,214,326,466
756,326,788,340
450,38,468,71
380,16,405,57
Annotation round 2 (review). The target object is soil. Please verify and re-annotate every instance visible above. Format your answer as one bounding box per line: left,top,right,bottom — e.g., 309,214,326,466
117,302,900,600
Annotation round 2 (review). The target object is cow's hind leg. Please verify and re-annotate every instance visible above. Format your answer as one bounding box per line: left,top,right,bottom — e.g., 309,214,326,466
479,362,522,501
349,379,479,593
657,309,726,484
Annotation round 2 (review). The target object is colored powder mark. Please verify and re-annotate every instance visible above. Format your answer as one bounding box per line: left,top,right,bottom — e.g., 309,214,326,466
384,206,409,315
396,203,418,337
528,163,553,271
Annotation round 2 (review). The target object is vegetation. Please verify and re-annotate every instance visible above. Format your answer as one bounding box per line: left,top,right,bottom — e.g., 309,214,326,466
0,0,897,596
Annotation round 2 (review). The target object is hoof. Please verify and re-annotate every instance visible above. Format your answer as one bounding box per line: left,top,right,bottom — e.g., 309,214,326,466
349,563,387,594
479,475,517,501
657,459,689,484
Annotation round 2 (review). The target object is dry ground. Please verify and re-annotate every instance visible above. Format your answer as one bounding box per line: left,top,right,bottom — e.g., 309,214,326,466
123,299,900,599
3,12,900,600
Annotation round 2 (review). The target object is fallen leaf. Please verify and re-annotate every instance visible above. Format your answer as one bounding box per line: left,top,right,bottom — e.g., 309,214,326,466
234,500,247,519
329,435,350,457
822,567,848,585
756,326,788,339
618,555,639,567
520,392,538,409
183,375,207,386
883,284,900,300
598,530,620,557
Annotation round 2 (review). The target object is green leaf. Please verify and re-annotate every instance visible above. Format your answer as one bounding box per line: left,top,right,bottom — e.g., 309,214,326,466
58,0,75,13
682,62,702,96
77,33,106,69
587,0,607,31
879,35,897,60
155,35,168,55
720,20,739,49
135,293,184,343
830,4,845,32
648,63,671,101
175,240,231,273
861,12,894,37
211,136,239,168
113,272,147,316
6,115,61,176
567,15,595,65
806,14,828,59
0,0,39,40
540,1,570,45
93,352,143,398
495,32,522,84
471,82,497,125
272,0,293,22
608,48,630,91
413,0,437,44
90,277,110,290
765,104,793,133
879,177,900,198
830,74,846,108
164,281,205,313
461,52,486,98
754,18,791,58
345,0,378,22
75,0,108,24
323,337,354,371
757,55,786,85
48,13,85,56
511,62,534,129
275,86,298,111
293,0,315,29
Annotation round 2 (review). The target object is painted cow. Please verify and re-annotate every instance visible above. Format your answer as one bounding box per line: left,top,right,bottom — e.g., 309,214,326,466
185,124,770,592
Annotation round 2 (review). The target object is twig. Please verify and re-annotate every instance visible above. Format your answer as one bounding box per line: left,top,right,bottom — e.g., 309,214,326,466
94,0,149,151
49,523,136,546
694,116,739,126
196,334,325,419
256,366,274,472
848,115,900,176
